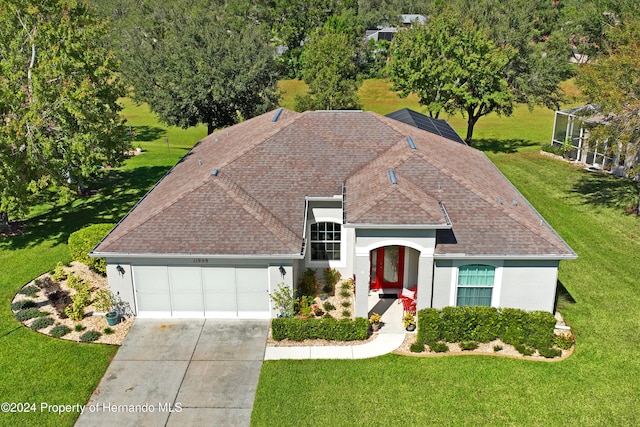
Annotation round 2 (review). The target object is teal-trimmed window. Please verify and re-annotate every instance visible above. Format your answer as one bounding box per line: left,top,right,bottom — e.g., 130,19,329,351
310,222,341,261
457,264,495,307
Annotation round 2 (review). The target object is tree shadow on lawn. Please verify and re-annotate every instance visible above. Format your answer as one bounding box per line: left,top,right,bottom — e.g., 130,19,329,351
571,168,638,211
0,166,169,251
129,125,166,142
473,138,538,154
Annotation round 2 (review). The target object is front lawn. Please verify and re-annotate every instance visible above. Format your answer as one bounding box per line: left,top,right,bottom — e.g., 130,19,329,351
251,153,640,426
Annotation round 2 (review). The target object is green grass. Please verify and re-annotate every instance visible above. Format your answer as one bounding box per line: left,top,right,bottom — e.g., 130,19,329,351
280,78,569,152
252,151,640,426
0,100,206,426
3,79,637,426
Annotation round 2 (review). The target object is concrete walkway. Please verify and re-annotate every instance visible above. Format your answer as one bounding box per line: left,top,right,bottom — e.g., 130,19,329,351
265,291,408,360
75,319,269,427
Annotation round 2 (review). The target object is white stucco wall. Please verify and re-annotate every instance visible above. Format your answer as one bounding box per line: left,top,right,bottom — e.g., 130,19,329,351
432,259,560,313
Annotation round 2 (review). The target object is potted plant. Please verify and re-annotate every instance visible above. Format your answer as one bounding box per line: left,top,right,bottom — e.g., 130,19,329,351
93,289,119,326
403,312,416,332
369,312,382,331
312,304,324,317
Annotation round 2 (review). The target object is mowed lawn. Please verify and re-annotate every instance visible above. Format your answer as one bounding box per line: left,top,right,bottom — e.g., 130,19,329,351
1,81,638,426
0,99,206,427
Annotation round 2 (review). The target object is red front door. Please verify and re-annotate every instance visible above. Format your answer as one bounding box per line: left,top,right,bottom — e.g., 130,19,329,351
370,246,405,290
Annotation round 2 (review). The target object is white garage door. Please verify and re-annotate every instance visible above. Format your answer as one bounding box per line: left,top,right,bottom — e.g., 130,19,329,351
133,265,270,319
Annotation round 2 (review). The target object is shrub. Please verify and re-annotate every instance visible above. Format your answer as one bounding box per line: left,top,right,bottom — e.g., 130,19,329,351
74,324,85,332
341,301,351,307
554,333,575,350
322,268,341,294
15,308,43,321
48,290,72,318
271,317,368,341
340,282,351,290
460,340,479,351
51,262,67,281
417,308,440,345
493,345,503,352
103,327,115,335
18,285,40,297
540,143,563,156
322,301,335,311
410,341,425,353
35,276,60,294
50,324,71,338
80,330,102,343
30,317,54,331
514,343,534,356
64,284,91,321
93,289,116,313
339,289,350,297
341,310,351,317
11,299,37,311
68,224,114,275
65,274,85,291
323,313,333,319
297,268,318,297
269,283,295,317
538,347,562,358
429,342,449,353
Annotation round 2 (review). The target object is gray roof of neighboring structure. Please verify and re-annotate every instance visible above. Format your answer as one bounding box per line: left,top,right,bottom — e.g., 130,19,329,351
93,109,576,260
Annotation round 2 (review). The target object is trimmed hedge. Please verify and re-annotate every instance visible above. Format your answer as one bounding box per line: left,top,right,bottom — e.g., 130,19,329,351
271,317,369,341
68,224,114,275
417,306,558,352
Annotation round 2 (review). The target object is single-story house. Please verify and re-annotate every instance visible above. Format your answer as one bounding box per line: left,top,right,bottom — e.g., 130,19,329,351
91,108,576,319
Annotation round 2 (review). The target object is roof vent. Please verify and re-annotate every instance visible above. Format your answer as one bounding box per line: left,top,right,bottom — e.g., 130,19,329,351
388,169,398,185
211,169,219,176
497,197,504,204
272,107,283,122
406,136,416,150
511,199,518,206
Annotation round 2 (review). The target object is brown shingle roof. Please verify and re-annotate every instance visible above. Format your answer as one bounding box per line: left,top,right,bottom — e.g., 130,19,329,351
94,109,574,258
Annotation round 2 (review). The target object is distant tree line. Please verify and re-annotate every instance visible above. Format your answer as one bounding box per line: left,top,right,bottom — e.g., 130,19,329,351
2,0,640,228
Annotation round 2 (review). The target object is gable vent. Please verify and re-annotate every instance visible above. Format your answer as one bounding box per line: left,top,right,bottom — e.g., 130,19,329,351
211,169,219,176
388,169,398,185
406,136,416,150
272,107,283,122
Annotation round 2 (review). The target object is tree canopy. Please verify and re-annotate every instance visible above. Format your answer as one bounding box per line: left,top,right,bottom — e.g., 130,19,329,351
295,14,362,111
0,0,127,227
94,0,280,134
387,12,515,144
576,18,640,212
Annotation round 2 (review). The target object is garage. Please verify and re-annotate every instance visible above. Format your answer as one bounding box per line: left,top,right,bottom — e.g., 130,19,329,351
132,265,271,319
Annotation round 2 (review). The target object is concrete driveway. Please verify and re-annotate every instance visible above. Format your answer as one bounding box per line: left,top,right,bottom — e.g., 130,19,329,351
75,318,269,427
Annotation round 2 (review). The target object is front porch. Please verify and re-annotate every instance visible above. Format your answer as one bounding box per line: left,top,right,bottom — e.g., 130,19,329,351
367,289,407,334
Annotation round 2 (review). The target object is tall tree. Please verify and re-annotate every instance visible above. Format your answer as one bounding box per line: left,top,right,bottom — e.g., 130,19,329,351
576,19,640,213
294,17,362,111
0,0,127,230
95,0,280,134
387,12,515,144
260,0,357,78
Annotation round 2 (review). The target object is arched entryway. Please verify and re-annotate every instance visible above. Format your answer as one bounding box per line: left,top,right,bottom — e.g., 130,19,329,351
370,245,405,290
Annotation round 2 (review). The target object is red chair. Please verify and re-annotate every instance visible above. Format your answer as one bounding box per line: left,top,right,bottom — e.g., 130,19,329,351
398,287,417,314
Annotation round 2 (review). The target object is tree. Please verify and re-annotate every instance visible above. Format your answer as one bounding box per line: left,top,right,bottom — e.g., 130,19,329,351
576,19,640,213
0,0,127,230
387,12,515,144
261,0,357,78
295,20,362,111
95,0,280,135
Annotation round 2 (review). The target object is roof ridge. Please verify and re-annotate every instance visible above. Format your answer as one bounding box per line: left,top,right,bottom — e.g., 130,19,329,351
213,171,302,253
394,170,447,222
213,109,303,171
348,183,397,223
